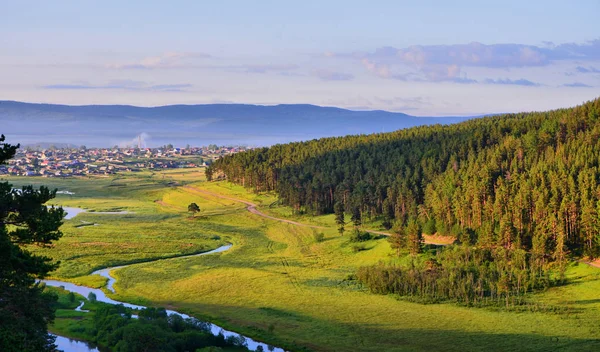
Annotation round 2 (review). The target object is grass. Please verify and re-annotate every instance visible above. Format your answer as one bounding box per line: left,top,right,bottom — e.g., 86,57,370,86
111,209,600,351
6,172,228,278
4,171,600,351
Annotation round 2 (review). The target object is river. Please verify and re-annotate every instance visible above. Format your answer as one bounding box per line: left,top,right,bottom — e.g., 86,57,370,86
53,206,132,220
54,335,101,352
45,244,284,352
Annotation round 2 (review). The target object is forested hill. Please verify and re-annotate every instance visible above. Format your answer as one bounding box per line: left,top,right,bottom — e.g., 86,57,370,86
209,98,600,256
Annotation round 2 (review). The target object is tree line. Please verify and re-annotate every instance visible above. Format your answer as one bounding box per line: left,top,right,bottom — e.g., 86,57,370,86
356,245,553,306
90,305,249,352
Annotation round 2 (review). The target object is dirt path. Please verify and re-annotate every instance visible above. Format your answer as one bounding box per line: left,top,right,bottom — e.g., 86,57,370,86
580,259,600,268
183,186,326,229
182,185,453,246
154,199,182,210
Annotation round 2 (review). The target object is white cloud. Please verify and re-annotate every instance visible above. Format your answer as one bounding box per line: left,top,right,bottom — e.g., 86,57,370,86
361,59,392,78
107,52,211,69
232,64,299,73
335,39,600,85
483,78,540,86
313,69,354,81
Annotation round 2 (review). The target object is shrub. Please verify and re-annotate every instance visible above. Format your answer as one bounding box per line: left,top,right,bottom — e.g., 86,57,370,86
312,231,325,243
352,244,367,252
349,229,373,242
423,219,436,235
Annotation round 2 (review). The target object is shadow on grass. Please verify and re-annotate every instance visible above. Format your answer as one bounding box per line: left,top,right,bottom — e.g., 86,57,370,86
571,298,600,305
140,301,600,352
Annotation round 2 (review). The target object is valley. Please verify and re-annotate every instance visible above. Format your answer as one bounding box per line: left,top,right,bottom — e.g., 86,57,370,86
7,167,600,351
3,4,599,351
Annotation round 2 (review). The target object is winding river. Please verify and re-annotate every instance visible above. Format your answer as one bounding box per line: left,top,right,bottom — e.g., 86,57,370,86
45,244,285,352
60,207,132,220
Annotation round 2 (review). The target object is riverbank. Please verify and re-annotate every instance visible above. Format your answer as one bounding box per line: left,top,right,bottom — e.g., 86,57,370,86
45,244,284,352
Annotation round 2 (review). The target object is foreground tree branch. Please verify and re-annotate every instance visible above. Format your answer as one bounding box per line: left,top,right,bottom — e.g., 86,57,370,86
0,134,65,352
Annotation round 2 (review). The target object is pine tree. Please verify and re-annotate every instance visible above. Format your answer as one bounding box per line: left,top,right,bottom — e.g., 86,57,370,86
581,200,599,259
188,202,200,216
406,220,423,255
351,207,362,229
389,225,406,256
0,135,65,352
334,201,345,235
205,166,214,181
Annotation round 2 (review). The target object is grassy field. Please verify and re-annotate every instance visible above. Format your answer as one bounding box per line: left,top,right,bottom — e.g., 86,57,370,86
4,170,600,351
7,170,227,279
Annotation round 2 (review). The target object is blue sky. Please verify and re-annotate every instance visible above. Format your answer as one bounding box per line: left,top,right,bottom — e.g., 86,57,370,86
1,0,599,115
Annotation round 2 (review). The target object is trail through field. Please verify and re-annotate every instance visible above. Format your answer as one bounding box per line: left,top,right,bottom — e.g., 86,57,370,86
183,185,326,229
580,258,600,269
154,199,182,210
183,185,453,246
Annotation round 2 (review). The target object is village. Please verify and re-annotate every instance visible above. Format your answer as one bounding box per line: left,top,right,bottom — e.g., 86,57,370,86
0,145,249,177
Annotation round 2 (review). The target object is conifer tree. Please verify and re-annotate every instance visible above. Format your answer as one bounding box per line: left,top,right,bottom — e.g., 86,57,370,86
406,220,423,255
334,201,345,235
351,207,362,229
0,135,65,352
389,225,406,256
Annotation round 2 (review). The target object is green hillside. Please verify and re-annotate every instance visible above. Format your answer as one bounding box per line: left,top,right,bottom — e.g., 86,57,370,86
211,98,600,259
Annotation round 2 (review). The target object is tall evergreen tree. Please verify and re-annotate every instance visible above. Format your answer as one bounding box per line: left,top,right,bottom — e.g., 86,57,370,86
334,201,345,235
581,199,599,259
389,225,406,256
351,207,362,229
406,220,423,255
0,134,65,352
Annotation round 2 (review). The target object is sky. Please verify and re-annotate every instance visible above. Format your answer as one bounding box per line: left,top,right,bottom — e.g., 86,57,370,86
1,0,599,116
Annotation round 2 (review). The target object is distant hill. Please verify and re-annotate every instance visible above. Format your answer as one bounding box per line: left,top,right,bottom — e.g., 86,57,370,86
21,142,78,150
0,101,471,147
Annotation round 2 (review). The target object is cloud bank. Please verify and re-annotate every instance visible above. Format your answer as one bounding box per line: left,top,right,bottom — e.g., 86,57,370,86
483,78,540,86
313,69,354,81
562,82,593,88
43,80,192,92
334,39,600,85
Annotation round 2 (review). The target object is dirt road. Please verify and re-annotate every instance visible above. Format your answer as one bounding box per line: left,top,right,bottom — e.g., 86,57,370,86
183,186,326,229
181,185,454,245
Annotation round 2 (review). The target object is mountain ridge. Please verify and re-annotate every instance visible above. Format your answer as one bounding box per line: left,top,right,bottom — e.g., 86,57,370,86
0,100,472,147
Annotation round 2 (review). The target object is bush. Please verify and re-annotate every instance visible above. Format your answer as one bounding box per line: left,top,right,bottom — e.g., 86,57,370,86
436,223,451,237
349,229,373,242
423,219,436,235
451,224,464,239
88,292,97,302
352,244,367,252
312,231,325,243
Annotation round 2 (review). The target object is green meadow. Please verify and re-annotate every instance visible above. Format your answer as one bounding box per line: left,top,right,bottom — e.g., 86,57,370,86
4,169,600,351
